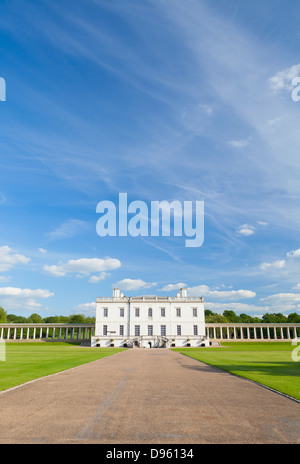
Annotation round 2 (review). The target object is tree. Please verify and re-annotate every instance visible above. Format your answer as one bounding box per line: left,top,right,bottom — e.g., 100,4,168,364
223,310,239,322
68,314,86,324
27,313,43,324
287,313,300,323
0,306,7,323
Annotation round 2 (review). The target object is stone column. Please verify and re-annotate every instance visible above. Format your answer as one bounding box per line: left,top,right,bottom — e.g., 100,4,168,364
52,328,56,340
33,327,36,340
1,327,4,339
280,327,283,340
46,327,49,340
40,327,43,339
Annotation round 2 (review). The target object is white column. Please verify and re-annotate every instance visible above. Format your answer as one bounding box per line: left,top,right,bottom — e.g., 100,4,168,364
46,327,49,340
59,328,62,340
247,327,250,340
280,327,283,339
33,327,36,340
240,327,244,340
40,327,43,339
52,328,55,340
0,327,3,339
13,328,17,339
65,327,68,340
213,327,216,339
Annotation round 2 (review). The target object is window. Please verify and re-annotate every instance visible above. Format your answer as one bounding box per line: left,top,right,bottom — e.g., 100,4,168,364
176,308,181,317
193,308,197,317
120,308,124,317
177,325,181,336
103,308,108,317
161,325,166,336
161,308,165,317
193,325,198,336
148,325,153,336
135,325,140,336
148,308,152,317
135,308,140,317
103,325,107,336
120,325,124,336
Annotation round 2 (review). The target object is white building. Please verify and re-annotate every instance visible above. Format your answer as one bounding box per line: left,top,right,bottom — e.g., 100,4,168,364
91,288,209,348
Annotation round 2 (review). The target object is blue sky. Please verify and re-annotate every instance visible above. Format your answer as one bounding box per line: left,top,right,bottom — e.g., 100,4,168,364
0,0,300,317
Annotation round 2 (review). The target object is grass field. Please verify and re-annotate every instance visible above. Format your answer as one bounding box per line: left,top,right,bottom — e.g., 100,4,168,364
172,342,300,401
0,342,126,392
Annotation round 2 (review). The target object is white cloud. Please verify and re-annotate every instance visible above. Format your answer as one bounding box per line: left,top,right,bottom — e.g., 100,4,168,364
187,285,256,300
88,272,110,283
259,260,286,271
0,276,11,283
257,221,268,226
44,257,121,278
228,137,251,148
207,290,256,300
0,246,30,272
46,219,90,240
73,302,97,312
0,286,54,311
237,224,255,236
0,287,53,298
114,279,157,291
287,248,300,258
38,248,47,254
160,282,187,292
268,63,300,92
261,292,300,304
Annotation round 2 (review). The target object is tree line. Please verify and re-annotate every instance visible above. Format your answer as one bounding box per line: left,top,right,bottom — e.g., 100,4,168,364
0,306,299,324
0,307,95,324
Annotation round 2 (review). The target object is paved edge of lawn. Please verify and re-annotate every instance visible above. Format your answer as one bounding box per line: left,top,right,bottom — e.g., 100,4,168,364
0,349,126,396
178,351,300,405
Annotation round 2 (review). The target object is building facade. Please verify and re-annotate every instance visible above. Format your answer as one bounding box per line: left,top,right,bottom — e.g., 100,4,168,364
91,288,209,348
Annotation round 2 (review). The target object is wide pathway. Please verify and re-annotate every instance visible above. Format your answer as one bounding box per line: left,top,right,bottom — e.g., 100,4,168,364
0,349,299,444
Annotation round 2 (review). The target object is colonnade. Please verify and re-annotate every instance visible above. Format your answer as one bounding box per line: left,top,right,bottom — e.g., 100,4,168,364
206,323,300,341
1,323,299,342
0,324,95,341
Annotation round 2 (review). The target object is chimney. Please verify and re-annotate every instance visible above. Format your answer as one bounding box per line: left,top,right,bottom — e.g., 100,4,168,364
113,288,120,298
180,288,187,298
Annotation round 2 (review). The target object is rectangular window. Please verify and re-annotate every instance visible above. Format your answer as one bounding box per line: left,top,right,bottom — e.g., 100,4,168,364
161,308,165,317
135,325,140,336
135,308,140,317
177,325,181,336
148,325,153,336
103,308,108,317
120,325,124,336
176,308,181,317
120,308,124,317
148,308,152,317
161,325,166,336
193,325,198,336
103,325,107,336
193,308,197,317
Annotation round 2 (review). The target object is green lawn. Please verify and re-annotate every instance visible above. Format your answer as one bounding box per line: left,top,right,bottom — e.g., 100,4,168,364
172,342,300,400
0,342,126,392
